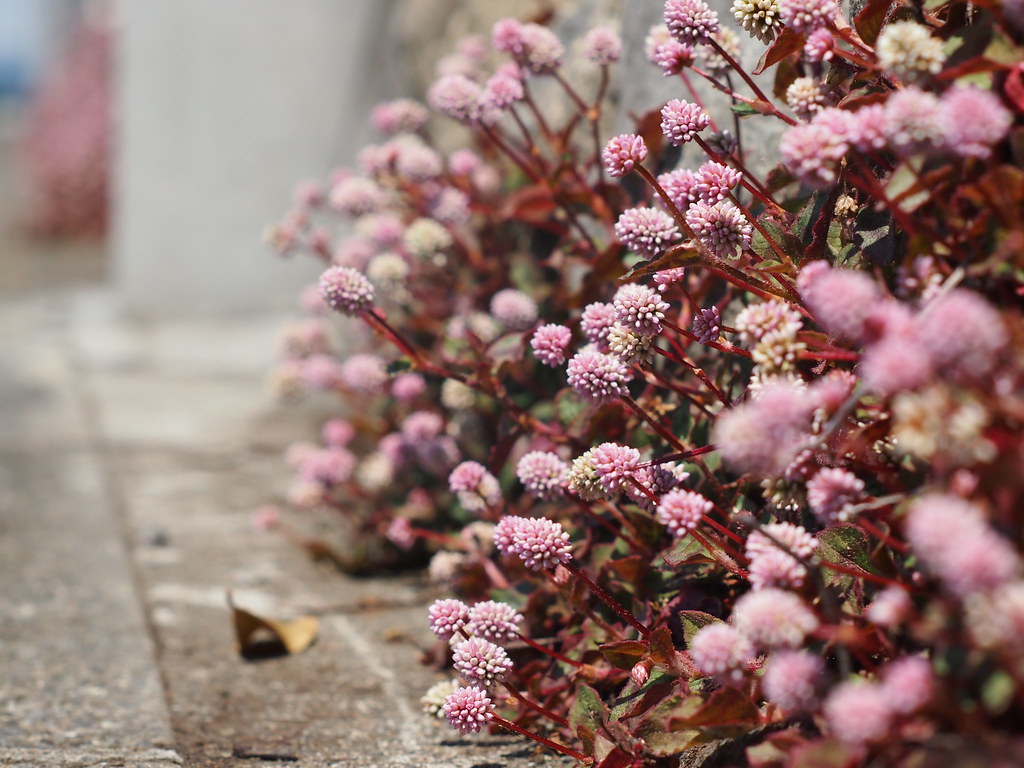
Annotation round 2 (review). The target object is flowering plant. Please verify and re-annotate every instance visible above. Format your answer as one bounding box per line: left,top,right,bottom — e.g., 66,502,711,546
266,3,1024,765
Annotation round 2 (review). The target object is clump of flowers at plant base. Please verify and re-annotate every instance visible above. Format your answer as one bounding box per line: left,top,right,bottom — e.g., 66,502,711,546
264,3,1024,765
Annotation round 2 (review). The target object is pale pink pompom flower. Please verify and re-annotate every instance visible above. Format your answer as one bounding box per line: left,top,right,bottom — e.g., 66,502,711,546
798,262,881,342
592,442,642,493
685,200,752,258
428,598,469,641
939,85,1012,158
449,461,502,513
713,381,814,476
321,418,356,448
693,160,742,202
584,27,622,65
614,206,682,259
656,489,713,537
779,0,837,33
733,588,819,648
658,169,701,210
692,306,721,344
865,586,911,628
613,283,670,337
566,348,632,404
916,288,1007,378
806,468,864,525
452,637,513,686
530,324,572,367
689,623,755,683
516,451,570,500
319,266,375,315
881,656,933,715
444,686,495,734
653,39,698,75
762,650,824,710
392,372,427,402
428,74,482,123
602,133,648,179
580,302,619,350
661,99,711,145
466,601,523,644
339,353,388,394
490,288,538,332
823,681,894,746
780,121,848,188
506,516,573,571
665,0,721,44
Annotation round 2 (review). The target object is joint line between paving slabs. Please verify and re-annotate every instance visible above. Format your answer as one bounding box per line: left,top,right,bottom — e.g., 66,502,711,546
328,615,425,751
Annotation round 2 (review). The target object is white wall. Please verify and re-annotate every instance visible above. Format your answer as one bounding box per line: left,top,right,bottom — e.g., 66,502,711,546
114,0,390,315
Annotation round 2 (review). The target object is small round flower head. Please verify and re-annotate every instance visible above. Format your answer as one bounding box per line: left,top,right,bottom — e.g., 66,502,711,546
328,177,387,216
762,651,824,710
746,523,818,590
430,186,471,225
444,685,494,734
422,678,460,718
603,133,648,179
881,656,933,715
584,27,622,65
699,29,742,74
518,23,565,74
966,580,1024,652
391,372,426,403
732,0,781,42
466,601,524,644
592,442,641,494
449,461,502,513
339,353,388,394
580,302,619,350
319,266,375,315
692,306,722,345
452,637,513,687
428,73,482,123
403,217,453,261
804,27,834,62
785,77,827,121
658,169,701,210
394,140,444,182
654,267,688,291
322,418,355,448
665,0,721,44
939,85,1013,159
516,451,570,499
916,289,1007,378
876,21,945,82
441,379,475,410
292,179,324,209
493,515,524,556
401,410,444,443
607,324,654,366
778,0,837,33
299,447,357,485
689,623,756,683
807,468,865,525
780,121,848,187
507,516,573,571
371,98,429,135
839,103,885,152
360,450,396,492
865,586,911,628
492,18,526,55
653,39,698,75
482,71,524,111
686,200,753,258
428,598,470,641
449,148,482,176
613,283,670,337
733,588,819,648
530,324,572,367
568,448,610,502
694,161,742,202
490,288,538,332
366,251,410,291
661,99,711,145
615,206,682,260
798,262,881,341
430,551,467,583
823,681,894,746
882,86,943,156
566,348,633,404
626,463,688,510
714,381,814,476
657,489,713,537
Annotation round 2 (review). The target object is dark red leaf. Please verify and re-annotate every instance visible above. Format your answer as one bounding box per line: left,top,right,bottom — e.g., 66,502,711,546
753,27,806,76
853,0,891,46
1005,63,1024,114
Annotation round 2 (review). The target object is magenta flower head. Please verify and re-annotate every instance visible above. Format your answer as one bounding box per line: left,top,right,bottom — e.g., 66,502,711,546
452,637,513,687
614,206,682,259
882,86,943,156
762,650,824,711
493,515,525,556
592,442,641,493
566,347,633,404
685,200,752,258
661,99,711,145
490,288,538,332
665,0,721,44
692,306,721,344
580,302,618,350
658,169,701,210
732,588,819,649
603,133,648,179
939,85,1012,158
516,451,570,499
530,324,572,367
585,27,622,64
613,283,670,337
778,0,837,33
746,522,818,590
689,623,755,683
804,27,834,62
505,515,573,571
428,598,470,641
319,266,375,315
428,73,482,123
466,601,524,644
626,463,688,510
656,489,713,537
444,685,494,734
694,160,743,202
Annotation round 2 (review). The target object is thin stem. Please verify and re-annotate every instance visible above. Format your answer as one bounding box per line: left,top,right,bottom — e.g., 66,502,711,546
621,394,688,454
565,562,652,638
500,681,569,728
679,69,720,132
515,632,584,669
490,714,589,762
706,38,798,126
858,517,909,554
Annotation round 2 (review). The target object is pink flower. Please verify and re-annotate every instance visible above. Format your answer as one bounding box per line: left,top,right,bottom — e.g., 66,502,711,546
444,686,494,734
584,27,622,65
693,160,743,202
733,588,819,648
779,0,837,33
685,200,752,258
429,598,470,640
762,650,824,710
661,99,711,145
299,355,342,390
807,468,864,525
466,601,524,644
518,23,565,74
516,451,570,499
492,18,526,56
626,463,688,510
493,515,525,556
653,39,697,75
656,489,713,537
321,418,355,448
566,348,633,404
505,516,573,571
916,288,1007,378
449,148,482,176
482,71,524,111
328,177,387,216
339,353,388,394
391,372,427,402
580,302,619,350
859,304,934,395
490,288,538,331
615,206,682,259
882,86,943,156
292,179,324,208
298,447,356,485
865,586,911,628
713,381,814,476
602,133,648,179
370,98,429,135
449,461,502,513
824,681,894,745
530,324,572,367
401,411,444,443
689,623,755,683
664,0,721,44
592,442,642,493
386,517,415,550
658,168,701,210
804,28,834,61
692,306,721,344
780,121,848,188
939,85,1012,158
746,523,818,590
452,637,513,686
798,262,881,341
613,283,670,337
428,74,482,123
319,266,375,315
881,656,933,715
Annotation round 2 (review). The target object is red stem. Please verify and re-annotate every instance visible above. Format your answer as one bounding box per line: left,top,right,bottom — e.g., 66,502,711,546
490,714,588,762
565,562,651,638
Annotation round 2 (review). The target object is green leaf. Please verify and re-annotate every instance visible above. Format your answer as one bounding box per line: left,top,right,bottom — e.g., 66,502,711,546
569,683,607,735
600,639,647,669
385,358,412,375
668,686,760,729
678,610,722,646
730,102,759,118
663,536,717,568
